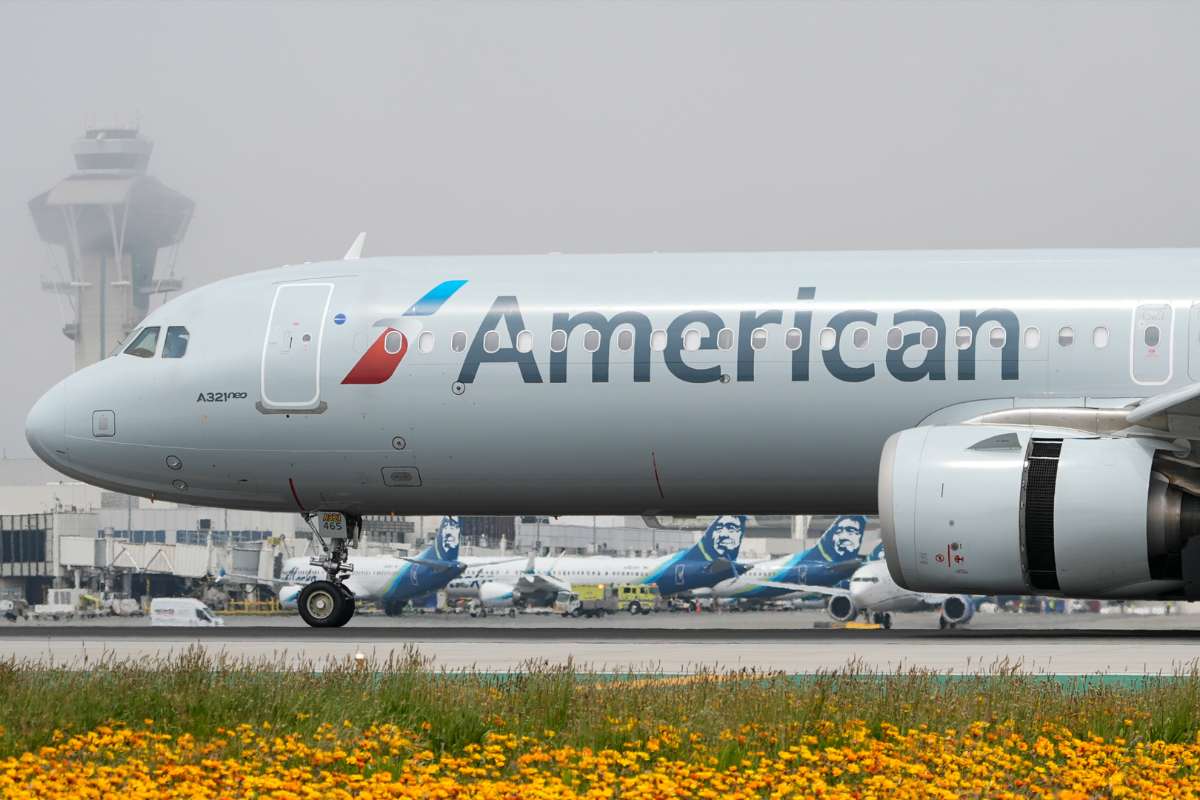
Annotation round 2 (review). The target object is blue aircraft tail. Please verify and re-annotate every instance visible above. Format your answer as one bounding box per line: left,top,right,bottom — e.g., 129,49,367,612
799,515,868,563
683,515,747,563
418,516,461,562
868,542,885,561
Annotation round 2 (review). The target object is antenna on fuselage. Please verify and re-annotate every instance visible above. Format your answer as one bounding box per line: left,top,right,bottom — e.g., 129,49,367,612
343,232,367,260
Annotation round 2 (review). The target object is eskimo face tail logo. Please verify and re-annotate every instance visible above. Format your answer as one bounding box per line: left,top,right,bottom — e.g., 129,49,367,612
699,514,746,561
341,280,467,384
436,516,461,561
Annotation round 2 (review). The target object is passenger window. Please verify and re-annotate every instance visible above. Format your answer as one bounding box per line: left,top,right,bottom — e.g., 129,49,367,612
717,328,734,351
384,330,404,355
1145,325,1160,347
1093,326,1109,348
1023,327,1040,349
124,326,160,358
1058,326,1074,347
989,326,1006,348
417,331,435,354
650,330,667,352
583,330,601,352
886,327,902,350
851,327,869,350
162,326,190,358
516,330,533,353
483,330,500,354
954,327,972,350
550,330,567,353
751,328,769,351
618,329,635,351
818,328,836,351
683,329,701,352
451,332,467,352
920,327,937,350
784,328,803,350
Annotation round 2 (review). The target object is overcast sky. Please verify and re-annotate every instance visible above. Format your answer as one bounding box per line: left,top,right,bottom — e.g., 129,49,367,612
2,0,1198,457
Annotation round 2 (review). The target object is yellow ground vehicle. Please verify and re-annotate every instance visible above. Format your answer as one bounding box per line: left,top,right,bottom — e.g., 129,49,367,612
554,583,663,618
616,584,661,615
554,584,617,618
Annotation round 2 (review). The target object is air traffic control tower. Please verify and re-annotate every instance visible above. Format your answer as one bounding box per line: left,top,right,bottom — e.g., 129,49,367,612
29,126,193,369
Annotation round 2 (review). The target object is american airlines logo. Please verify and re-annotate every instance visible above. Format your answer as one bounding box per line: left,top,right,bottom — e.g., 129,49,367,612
346,283,1021,386
342,280,468,384
455,288,1020,385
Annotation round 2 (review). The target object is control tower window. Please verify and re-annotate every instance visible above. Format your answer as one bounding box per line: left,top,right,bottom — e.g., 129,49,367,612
163,326,190,358
124,326,160,358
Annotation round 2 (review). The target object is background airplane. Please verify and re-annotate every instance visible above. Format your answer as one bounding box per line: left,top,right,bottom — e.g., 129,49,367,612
827,544,975,629
706,514,867,603
450,515,750,610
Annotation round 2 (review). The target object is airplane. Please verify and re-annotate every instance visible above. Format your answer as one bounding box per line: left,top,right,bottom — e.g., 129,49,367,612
827,544,975,629
706,514,867,603
225,516,466,624
26,242,1200,626
449,514,751,611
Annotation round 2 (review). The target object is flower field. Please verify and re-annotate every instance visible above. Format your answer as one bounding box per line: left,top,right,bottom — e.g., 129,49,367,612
2,648,1200,798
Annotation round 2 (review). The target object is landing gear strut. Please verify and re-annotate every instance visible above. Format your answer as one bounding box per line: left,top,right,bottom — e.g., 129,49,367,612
297,512,361,628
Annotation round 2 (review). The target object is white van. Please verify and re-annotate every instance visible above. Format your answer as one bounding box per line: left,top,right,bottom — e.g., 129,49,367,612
149,597,224,627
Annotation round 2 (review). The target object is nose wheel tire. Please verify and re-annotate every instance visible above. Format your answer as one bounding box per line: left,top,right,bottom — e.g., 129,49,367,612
298,581,354,628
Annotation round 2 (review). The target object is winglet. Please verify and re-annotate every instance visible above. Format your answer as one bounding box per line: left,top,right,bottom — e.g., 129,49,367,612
344,232,367,260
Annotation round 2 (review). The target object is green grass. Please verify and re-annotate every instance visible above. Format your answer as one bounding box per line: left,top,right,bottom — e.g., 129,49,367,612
1,646,1198,758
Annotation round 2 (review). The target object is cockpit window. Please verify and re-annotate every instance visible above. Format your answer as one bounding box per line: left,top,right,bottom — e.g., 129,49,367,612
163,326,190,358
110,328,141,358
124,326,160,358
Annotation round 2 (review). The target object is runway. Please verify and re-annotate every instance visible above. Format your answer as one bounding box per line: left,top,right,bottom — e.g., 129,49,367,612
4,612,1200,674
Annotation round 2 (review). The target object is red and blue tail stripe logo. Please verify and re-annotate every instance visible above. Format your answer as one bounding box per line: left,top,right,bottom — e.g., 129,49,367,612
341,280,466,385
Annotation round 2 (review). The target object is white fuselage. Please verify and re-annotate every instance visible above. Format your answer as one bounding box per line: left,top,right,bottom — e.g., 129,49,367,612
848,560,941,613
26,249,1200,518
451,553,687,595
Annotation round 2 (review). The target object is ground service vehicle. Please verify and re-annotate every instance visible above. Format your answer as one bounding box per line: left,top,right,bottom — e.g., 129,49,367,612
554,584,618,618
617,583,661,614
149,597,224,627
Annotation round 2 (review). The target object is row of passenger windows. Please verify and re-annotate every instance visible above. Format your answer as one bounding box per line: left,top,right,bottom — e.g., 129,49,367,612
121,326,190,359
401,324,1130,356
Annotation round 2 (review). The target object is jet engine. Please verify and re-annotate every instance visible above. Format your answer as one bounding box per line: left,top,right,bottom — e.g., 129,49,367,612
938,595,974,626
879,425,1200,599
826,595,857,622
278,585,303,610
478,582,516,607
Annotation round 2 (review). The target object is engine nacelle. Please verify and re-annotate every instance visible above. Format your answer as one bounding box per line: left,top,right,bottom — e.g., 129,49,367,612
879,425,1200,598
826,595,857,622
478,582,516,607
278,584,303,609
939,595,974,626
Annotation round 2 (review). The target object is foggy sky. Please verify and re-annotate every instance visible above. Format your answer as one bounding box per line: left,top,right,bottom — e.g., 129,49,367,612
2,0,1199,458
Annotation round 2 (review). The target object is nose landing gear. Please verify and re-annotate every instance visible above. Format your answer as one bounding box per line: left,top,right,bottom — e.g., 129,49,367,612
297,512,361,628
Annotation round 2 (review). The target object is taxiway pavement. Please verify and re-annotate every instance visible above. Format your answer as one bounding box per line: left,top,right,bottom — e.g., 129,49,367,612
2,611,1199,674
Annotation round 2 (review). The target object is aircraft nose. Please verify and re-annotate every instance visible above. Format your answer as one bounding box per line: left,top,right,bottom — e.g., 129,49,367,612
849,579,868,606
26,381,67,467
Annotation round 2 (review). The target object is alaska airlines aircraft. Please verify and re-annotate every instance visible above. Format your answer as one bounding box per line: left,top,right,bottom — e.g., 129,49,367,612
829,544,975,630
708,515,866,602
450,514,749,608
26,246,1200,626
243,516,465,624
